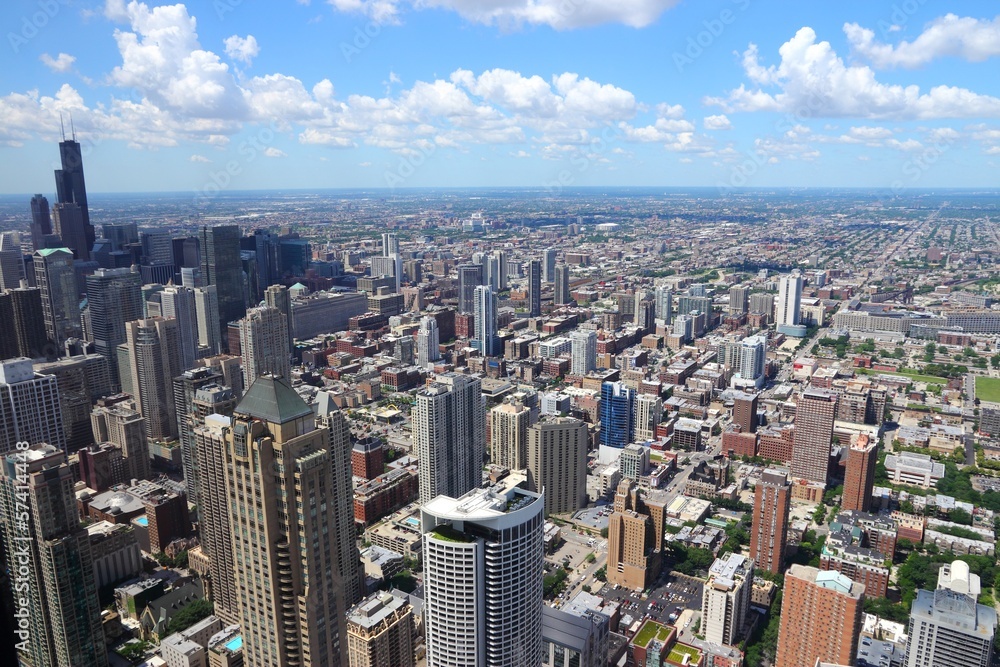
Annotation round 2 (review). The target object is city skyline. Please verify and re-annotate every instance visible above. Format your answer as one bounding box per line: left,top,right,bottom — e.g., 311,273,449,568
1,2,999,193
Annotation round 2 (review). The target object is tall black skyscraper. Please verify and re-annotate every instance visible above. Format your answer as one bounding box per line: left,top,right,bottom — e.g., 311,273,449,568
30,194,52,252
54,131,95,256
528,259,542,318
457,263,482,314
199,225,245,347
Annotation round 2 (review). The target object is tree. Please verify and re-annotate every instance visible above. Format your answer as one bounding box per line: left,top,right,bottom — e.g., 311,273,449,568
117,641,152,665
166,599,214,635
600,527,609,539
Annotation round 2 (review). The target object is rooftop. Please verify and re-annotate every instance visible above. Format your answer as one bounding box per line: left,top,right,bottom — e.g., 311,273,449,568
235,375,314,424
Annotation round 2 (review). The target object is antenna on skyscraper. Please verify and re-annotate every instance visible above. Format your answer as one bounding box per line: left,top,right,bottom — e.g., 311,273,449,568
70,113,76,140
60,113,66,141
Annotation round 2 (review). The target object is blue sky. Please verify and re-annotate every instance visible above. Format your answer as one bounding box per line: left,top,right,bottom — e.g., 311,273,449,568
1,0,999,194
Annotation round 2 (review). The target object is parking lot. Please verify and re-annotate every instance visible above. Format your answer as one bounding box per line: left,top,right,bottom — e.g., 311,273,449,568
594,570,705,630
573,504,611,531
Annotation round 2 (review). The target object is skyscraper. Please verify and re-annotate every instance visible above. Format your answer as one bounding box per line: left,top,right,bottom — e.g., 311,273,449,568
0,287,49,359
194,285,222,355
775,565,864,667
0,444,108,667
54,133,95,255
380,232,403,293
90,401,151,482
30,193,52,252
843,434,877,513
34,247,80,347
570,329,597,376
554,264,571,306
473,284,499,357
654,285,673,323
750,468,791,574
121,317,183,441
634,394,662,442
173,366,229,503
199,225,245,346
421,472,544,667
264,284,293,355
414,373,486,505
791,389,838,485
905,560,997,667
776,270,803,328
457,263,482,314
701,553,754,646
528,259,542,318
86,267,143,383
599,381,635,458
417,315,441,367
160,285,199,371
732,391,759,434
0,358,65,455
489,400,529,470
733,334,767,389
0,244,24,291
606,480,665,591
526,416,588,516
346,592,415,667
221,376,350,666
542,248,556,283
728,284,749,315
240,306,291,386
52,202,90,261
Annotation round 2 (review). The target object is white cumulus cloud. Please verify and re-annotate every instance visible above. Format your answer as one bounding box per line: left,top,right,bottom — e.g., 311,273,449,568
223,34,260,65
703,114,731,130
40,53,76,73
845,14,1000,69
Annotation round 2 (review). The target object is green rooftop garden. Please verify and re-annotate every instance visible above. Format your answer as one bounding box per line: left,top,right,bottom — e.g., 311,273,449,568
634,620,672,648
667,643,702,664
430,525,472,543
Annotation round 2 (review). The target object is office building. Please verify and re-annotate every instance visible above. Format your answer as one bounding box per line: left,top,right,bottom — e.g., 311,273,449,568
527,416,588,516
120,317,183,441
52,201,91,261
606,480,666,591
35,247,80,347
473,284,500,357
0,358,65,456
346,591,415,667
732,391,759,434
421,471,544,667
554,264,571,305
0,287,49,359
0,245,24,291
30,193,52,251
777,271,803,332
193,285,222,355
54,132,94,242
541,605,609,667
0,444,108,667
776,565,864,667
222,376,351,666
905,560,997,667
750,468,791,574
634,394,662,443
160,285,199,370
528,259,542,317
240,306,291,386
490,400,530,470
264,284,294,354
417,315,441,367
199,225,244,346
701,553,755,646
543,248,557,283
91,402,150,482
414,373,486,505
843,434,877,513
457,263,482,314
86,268,143,383
791,389,839,485
599,381,635,458
570,329,597,376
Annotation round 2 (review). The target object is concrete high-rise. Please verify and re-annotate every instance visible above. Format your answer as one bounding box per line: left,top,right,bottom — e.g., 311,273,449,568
528,259,542,318
91,402,150,482
554,264,571,306
199,225,244,346
160,285,199,371
490,400,530,470
750,468,791,574
34,247,80,347
120,317,183,441
776,271,803,328
732,391,759,434
905,560,997,667
346,592,415,667
728,284,749,315
634,394,662,443
775,565,864,667
842,433,877,513
222,376,352,666
0,358,65,456
570,329,597,376
701,553,755,646
173,366,230,503
654,285,673,323
414,373,486,505
417,315,441,367
240,306,291,386
791,389,838,485
0,444,108,667
542,248,556,283
606,480,666,591
194,285,222,355
457,263,482,314
264,284,294,354
421,472,544,667
733,335,767,389
86,267,143,383
473,285,500,357
526,416,588,516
